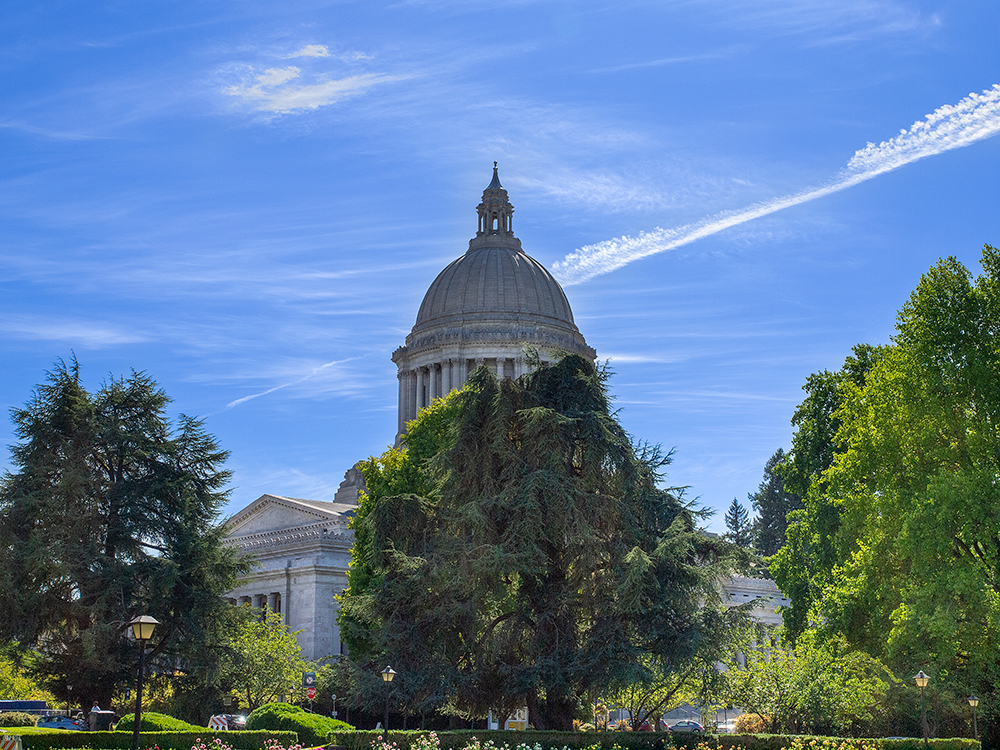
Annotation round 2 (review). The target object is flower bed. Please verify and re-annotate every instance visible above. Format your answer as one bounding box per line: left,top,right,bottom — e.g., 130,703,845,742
328,730,980,750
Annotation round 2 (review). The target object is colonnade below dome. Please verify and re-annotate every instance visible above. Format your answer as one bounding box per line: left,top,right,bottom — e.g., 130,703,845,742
396,353,550,436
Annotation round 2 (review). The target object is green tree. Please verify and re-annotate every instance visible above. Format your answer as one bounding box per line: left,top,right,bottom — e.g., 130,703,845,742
221,608,312,711
748,448,802,556
724,630,892,736
0,359,249,711
605,607,752,730
770,246,1000,742
344,356,738,730
724,498,752,548
0,646,53,702
770,344,881,640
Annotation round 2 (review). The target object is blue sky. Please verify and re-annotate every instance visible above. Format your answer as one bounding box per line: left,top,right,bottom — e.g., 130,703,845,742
2,0,998,533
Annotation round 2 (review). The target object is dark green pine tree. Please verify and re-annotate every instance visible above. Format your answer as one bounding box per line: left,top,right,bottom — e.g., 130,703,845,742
349,354,738,730
724,497,752,548
0,358,250,715
749,448,803,556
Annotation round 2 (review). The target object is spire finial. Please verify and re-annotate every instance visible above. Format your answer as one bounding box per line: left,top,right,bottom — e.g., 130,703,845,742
494,161,498,169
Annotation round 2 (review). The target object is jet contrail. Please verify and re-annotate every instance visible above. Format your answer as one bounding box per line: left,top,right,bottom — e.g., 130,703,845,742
553,84,1000,286
225,358,356,409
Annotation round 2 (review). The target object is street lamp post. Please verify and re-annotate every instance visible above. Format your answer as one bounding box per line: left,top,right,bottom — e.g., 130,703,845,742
129,616,159,750
968,696,979,741
331,694,337,720
381,666,396,732
915,670,930,747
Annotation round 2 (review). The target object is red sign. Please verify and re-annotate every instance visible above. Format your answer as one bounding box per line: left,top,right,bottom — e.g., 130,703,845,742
306,687,317,700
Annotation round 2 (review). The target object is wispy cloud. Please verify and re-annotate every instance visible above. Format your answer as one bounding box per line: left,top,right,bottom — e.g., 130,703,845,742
289,44,330,58
225,357,362,409
588,48,743,74
554,85,1000,285
0,316,148,347
227,67,409,113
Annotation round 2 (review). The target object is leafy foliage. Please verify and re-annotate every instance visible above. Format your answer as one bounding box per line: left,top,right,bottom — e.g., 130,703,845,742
331,732,980,750
341,356,739,730
114,712,204,731
724,630,892,735
17,730,298,750
0,712,38,727
245,702,353,745
0,359,250,709
221,609,312,711
769,246,1000,741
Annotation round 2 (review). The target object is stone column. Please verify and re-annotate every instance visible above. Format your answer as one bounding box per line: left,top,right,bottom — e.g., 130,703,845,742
445,358,453,393
267,592,278,612
429,363,438,402
408,370,417,421
416,367,425,411
397,371,405,435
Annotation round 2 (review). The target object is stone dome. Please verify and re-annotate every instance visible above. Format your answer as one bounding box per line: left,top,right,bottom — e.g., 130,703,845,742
392,165,595,439
412,245,578,336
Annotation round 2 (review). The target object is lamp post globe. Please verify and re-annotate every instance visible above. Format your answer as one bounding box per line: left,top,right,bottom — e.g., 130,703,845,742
914,671,930,746
381,667,396,731
968,696,980,740
128,615,158,750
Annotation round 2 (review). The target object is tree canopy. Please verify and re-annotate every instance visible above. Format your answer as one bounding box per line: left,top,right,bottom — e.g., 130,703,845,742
221,608,312,711
340,355,741,729
769,246,1000,741
0,359,249,710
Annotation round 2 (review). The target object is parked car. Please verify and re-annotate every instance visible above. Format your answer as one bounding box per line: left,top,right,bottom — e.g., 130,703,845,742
37,715,87,731
716,719,738,734
669,720,705,734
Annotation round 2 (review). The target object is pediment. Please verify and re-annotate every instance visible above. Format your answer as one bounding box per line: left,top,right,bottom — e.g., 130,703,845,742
226,494,349,537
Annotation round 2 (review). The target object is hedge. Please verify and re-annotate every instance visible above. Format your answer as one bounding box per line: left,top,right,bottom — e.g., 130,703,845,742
0,713,38,727
328,730,981,750
115,713,206,732
17,729,299,750
247,703,354,746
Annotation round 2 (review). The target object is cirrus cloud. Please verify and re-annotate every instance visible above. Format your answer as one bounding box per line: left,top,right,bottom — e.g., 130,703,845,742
227,66,411,113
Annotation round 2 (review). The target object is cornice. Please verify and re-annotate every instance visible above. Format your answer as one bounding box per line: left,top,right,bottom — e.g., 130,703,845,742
225,520,353,553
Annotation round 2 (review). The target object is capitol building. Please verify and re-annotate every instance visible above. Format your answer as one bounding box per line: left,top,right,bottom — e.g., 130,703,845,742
221,167,785,661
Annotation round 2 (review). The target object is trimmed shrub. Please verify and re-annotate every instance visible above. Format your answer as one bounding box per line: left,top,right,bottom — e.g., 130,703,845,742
329,730,981,750
247,703,353,745
115,712,205,732
19,729,298,750
0,712,38,727
734,715,767,735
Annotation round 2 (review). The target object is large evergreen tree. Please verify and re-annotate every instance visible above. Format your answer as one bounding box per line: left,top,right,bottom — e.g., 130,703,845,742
341,355,739,730
749,449,802,556
724,498,752,548
0,359,249,711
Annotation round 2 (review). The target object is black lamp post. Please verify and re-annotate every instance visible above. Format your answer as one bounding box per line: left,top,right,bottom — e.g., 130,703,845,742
969,695,979,741
915,670,930,746
129,615,159,750
381,666,396,731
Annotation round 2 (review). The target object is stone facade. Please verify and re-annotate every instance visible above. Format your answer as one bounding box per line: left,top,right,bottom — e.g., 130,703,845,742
223,493,356,661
